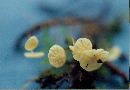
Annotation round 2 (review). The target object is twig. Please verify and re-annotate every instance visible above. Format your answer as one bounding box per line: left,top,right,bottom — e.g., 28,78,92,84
105,62,128,83
15,17,97,51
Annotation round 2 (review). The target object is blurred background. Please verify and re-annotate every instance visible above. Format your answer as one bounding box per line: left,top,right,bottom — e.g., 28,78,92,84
0,0,129,89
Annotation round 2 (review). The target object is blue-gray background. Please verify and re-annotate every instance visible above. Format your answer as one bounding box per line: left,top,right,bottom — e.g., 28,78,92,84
0,0,129,89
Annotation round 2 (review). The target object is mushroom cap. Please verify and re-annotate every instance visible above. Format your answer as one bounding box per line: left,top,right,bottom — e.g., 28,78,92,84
69,38,92,61
48,44,66,68
25,36,39,51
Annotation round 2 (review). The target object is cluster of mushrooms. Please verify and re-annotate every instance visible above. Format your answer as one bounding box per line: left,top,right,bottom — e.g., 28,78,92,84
24,36,121,72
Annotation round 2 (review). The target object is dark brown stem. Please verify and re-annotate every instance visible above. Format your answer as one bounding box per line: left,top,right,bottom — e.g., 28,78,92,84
15,17,96,51
105,62,128,83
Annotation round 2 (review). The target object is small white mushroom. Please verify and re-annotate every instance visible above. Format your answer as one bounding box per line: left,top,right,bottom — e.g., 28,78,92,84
69,38,92,61
25,36,39,51
48,44,66,68
79,49,109,72
79,50,102,72
24,36,44,58
108,46,121,61
96,49,109,62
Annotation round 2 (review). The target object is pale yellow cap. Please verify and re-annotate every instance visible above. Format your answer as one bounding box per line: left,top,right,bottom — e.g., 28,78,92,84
69,38,92,61
48,44,66,68
79,50,102,72
25,36,39,51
